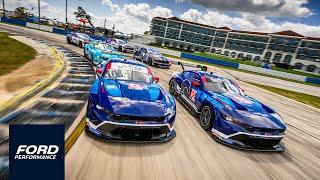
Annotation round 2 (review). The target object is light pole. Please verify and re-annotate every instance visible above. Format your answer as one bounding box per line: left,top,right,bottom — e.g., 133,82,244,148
65,0,68,29
2,0,5,17
38,0,40,25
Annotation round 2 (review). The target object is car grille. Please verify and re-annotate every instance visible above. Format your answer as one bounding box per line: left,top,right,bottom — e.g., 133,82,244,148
113,115,165,122
97,124,170,140
239,123,285,134
230,134,281,149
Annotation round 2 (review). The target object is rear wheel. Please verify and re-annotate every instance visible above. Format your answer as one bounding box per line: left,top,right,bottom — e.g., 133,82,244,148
79,41,83,48
200,105,214,131
67,38,71,44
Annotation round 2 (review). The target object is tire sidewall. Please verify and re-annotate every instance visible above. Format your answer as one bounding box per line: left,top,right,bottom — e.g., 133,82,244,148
200,105,214,131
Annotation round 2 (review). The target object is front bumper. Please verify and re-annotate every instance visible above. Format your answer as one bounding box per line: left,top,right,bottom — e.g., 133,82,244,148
123,47,135,53
153,61,171,68
212,129,285,151
86,118,176,142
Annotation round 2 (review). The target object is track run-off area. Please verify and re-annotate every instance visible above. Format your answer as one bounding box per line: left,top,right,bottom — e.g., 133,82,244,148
0,23,319,180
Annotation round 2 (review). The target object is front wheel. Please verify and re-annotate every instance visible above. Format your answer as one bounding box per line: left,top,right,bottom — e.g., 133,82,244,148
199,106,214,131
169,80,177,96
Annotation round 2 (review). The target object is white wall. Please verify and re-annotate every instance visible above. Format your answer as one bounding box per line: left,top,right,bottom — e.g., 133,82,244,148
238,64,306,82
26,23,53,32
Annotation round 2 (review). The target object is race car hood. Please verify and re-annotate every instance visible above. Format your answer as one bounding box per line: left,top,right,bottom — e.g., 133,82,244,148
212,92,286,129
150,54,169,62
100,52,123,59
101,79,169,117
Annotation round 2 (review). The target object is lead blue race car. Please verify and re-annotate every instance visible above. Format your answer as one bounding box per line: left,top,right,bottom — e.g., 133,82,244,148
86,59,176,141
84,41,124,66
169,63,286,151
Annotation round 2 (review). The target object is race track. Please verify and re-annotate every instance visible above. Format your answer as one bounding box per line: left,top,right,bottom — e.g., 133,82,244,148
0,24,319,180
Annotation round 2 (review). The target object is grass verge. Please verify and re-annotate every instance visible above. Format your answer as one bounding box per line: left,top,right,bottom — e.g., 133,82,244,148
0,32,37,76
246,82,320,109
164,53,320,87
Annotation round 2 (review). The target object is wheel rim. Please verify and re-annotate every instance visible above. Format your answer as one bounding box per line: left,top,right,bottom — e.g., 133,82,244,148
200,107,211,127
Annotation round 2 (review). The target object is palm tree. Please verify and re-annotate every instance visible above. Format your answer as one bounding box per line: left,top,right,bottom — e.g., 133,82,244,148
74,7,93,26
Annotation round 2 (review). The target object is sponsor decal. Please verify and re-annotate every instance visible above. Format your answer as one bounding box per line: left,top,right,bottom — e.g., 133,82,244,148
128,83,145,90
9,125,64,180
189,89,197,102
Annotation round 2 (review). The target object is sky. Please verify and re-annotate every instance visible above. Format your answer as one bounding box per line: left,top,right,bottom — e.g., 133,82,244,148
4,0,320,37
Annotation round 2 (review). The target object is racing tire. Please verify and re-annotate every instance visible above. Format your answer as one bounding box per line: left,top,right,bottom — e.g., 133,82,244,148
169,80,177,97
84,48,88,59
148,58,153,66
118,46,122,52
199,105,214,131
79,41,83,48
67,38,71,44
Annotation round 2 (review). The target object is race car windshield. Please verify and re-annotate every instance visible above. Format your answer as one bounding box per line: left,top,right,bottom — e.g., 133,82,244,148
95,43,114,51
118,40,126,45
203,76,244,95
79,34,90,39
148,49,161,55
105,63,153,84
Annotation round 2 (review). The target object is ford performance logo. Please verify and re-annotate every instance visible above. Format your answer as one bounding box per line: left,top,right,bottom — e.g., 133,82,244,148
14,145,59,160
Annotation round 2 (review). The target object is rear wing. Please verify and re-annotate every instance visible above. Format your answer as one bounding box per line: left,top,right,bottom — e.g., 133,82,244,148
176,61,208,72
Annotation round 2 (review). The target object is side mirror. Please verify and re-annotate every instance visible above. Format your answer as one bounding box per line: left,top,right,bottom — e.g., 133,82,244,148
154,76,160,83
191,81,200,87
96,68,103,76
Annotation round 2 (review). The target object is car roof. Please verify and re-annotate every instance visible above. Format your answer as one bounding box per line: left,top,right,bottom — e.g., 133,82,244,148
108,58,146,67
184,70,225,79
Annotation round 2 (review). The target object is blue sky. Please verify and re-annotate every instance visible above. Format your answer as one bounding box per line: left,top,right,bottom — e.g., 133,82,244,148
5,0,320,37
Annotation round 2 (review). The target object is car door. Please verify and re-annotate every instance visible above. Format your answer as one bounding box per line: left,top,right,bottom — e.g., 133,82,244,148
181,72,201,109
141,48,148,62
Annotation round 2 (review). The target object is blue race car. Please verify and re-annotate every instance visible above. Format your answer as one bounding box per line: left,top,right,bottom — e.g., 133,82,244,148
169,63,286,151
84,41,124,66
86,59,176,141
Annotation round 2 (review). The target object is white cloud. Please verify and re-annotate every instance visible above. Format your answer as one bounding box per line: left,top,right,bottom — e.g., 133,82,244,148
101,0,120,12
177,0,313,17
4,0,319,37
180,9,320,37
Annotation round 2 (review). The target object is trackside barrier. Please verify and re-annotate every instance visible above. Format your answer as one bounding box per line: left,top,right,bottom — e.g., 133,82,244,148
52,27,67,35
0,17,26,26
305,77,320,84
180,53,240,69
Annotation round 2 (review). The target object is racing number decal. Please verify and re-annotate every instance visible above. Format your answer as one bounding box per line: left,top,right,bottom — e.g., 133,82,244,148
189,89,197,102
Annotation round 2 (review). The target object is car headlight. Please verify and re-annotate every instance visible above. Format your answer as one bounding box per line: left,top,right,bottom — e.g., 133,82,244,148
222,113,234,122
165,107,175,119
96,104,114,116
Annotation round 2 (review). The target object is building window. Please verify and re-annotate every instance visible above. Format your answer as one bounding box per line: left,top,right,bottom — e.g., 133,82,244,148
294,63,303,70
273,53,282,62
283,55,292,64
306,65,316,72
253,56,261,61
245,54,253,60
230,52,237,58
238,53,244,59
264,52,272,60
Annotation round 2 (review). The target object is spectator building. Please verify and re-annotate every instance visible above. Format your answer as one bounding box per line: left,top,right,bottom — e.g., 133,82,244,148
150,17,320,73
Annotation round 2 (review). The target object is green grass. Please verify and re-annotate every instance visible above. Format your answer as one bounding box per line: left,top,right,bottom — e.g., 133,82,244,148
164,53,320,87
247,82,320,109
0,32,37,76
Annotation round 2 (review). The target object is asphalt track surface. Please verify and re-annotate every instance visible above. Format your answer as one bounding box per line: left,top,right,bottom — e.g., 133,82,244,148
0,24,320,179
